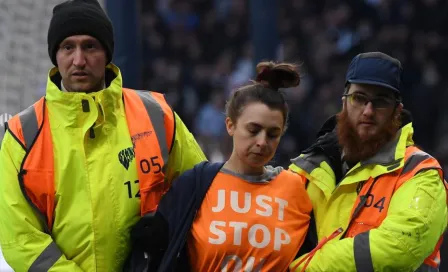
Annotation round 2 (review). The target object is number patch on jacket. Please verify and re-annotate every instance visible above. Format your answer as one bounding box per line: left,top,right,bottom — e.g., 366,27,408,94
139,156,161,174
124,180,140,198
363,194,386,212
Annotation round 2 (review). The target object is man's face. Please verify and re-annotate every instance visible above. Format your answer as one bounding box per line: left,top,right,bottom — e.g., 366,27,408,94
343,83,402,141
56,35,107,93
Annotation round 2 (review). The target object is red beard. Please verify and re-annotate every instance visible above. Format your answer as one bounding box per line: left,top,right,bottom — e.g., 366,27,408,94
336,108,401,163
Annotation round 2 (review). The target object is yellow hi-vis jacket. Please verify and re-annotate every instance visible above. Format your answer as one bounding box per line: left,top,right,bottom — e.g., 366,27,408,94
289,123,447,272
0,64,206,271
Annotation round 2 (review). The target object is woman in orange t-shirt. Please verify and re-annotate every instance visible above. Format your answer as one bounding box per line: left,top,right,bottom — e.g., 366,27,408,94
127,61,312,272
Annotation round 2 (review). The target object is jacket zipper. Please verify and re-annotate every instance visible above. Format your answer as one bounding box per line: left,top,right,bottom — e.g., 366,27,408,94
82,99,96,139
89,125,95,138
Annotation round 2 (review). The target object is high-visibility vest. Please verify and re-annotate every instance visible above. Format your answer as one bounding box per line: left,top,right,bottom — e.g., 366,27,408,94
344,145,448,270
6,88,175,233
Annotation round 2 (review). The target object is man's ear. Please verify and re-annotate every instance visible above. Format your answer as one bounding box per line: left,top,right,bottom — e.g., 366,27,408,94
396,103,404,118
342,84,351,109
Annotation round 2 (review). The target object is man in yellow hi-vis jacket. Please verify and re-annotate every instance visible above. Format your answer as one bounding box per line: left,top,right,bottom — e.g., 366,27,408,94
0,0,206,271
289,52,448,272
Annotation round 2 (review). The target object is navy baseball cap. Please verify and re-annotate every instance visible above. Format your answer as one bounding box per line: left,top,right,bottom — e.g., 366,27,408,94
345,52,403,95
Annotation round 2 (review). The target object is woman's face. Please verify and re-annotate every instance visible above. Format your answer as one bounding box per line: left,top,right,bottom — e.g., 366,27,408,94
226,102,285,168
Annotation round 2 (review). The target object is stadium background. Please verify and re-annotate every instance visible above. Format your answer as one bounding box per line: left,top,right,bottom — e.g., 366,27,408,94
0,0,447,271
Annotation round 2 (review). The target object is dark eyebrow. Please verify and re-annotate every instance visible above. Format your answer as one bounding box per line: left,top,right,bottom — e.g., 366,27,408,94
352,91,393,99
59,40,72,45
82,39,100,45
247,122,282,131
351,91,367,95
247,122,261,128
375,93,395,99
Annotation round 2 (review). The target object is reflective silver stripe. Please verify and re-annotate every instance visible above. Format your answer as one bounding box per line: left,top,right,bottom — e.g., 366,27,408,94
354,231,374,272
29,242,63,272
135,91,169,172
414,263,438,272
291,153,329,174
402,151,432,175
18,105,39,150
362,131,400,166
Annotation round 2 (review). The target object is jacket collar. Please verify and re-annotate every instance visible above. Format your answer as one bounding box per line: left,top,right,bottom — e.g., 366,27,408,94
46,63,122,95
290,114,415,198
44,63,125,129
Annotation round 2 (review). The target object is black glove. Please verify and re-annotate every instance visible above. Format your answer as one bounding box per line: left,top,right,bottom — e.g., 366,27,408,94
302,131,340,162
315,115,338,138
400,109,413,127
124,212,169,272
130,212,169,254
302,115,343,182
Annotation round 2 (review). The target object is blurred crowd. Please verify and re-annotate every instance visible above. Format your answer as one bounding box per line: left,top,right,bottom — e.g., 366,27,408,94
140,0,448,170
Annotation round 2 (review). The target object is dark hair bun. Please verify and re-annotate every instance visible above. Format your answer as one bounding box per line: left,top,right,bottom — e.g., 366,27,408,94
255,61,300,90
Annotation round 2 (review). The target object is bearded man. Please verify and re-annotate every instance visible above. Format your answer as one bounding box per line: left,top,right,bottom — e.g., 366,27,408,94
289,52,448,272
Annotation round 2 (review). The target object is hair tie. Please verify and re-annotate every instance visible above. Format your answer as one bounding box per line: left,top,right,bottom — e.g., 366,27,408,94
256,67,271,81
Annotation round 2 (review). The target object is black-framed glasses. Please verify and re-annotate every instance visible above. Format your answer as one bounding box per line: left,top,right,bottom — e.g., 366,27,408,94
342,93,399,109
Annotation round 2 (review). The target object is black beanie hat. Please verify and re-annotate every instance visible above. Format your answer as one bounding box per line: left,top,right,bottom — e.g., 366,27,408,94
47,0,114,66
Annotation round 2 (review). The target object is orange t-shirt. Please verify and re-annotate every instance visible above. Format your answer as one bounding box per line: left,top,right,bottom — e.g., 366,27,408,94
187,167,312,272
